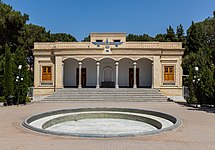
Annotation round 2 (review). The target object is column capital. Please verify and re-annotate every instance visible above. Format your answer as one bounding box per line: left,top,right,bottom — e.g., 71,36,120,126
78,61,82,65
133,61,137,65
96,61,100,65
115,61,119,66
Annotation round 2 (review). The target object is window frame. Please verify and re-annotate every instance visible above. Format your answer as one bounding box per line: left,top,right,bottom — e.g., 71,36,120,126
40,65,53,85
163,65,175,85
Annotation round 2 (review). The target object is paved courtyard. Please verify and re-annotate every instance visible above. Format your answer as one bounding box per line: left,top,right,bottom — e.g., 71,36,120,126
0,101,215,150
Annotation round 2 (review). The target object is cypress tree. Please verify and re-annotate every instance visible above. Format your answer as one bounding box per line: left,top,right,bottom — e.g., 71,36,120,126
14,47,29,104
176,24,184,40
166,26,176,42
3,44,14,105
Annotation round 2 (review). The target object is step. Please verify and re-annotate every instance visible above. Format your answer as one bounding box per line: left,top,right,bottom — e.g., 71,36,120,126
43,88,167,102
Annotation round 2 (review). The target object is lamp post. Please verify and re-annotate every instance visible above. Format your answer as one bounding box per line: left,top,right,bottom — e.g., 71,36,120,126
16,65,23,106
192,66,201,105
193,66,200,83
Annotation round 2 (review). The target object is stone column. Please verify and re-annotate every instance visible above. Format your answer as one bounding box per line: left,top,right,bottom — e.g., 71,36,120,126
133,61,137,88
96,61,100,88
151,61,154,88
55,56,63,89
78,61,82,88
62,61,64,88
153,56,161,88
34,57,39,88
115,61,119,88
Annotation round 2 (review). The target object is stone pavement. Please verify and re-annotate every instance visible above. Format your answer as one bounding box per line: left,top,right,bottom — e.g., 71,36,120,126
0,101,215,150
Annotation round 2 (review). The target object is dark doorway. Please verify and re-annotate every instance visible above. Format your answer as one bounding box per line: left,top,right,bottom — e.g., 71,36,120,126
76,68,86,88
129,68,139,88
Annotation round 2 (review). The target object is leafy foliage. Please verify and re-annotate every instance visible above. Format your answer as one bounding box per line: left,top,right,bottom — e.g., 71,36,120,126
82,35,90,42
18,24,50,73
14,47,29,104
0,1,79,104
154,34,166,42
127,34,154,41
126,25,185,42
49,33,77,42
3,44,14,104
0,54,5,95
0,1,29,54
166,26,176,42
183,12,215,105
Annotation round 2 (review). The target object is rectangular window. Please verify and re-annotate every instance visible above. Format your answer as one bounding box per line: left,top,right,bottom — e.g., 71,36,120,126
42,66,52,81
113,40,121,42
164,66,174,82
96,40,103,42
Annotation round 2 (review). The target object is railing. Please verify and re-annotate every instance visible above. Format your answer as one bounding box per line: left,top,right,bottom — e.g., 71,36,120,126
126,42,182,49
34,42,182,49
34,42,91,49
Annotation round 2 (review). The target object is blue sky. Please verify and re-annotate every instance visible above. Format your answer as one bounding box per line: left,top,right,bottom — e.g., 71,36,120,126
2,0,215,41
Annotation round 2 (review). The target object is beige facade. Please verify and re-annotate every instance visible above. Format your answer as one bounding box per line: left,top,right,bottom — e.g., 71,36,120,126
33,33,184,97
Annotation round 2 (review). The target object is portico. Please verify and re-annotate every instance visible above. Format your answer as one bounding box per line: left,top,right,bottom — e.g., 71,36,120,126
63,57,152,89
33,33,184,97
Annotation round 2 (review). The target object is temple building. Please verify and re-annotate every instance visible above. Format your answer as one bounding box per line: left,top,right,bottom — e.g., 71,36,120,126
33,33,184,99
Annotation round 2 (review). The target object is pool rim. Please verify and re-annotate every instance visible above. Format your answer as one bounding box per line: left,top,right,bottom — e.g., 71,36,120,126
22,107,182,138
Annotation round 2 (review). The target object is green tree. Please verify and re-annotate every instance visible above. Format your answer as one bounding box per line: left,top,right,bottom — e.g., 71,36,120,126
185,21,204,55
166,25,176,42
0,54,5,95
187,64,197,104
176,24,186,47
18,24,50,79
49,33,77,42
126,34,154,41
14,47,29,104
3,44,14,104
82,35,90,42
176,24,184,40
0,1,28,96
154,34,166,42
0,1,29,54
182,11,215,105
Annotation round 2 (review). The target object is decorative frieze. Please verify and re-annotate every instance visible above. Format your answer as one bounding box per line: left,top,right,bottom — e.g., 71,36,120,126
34,42,182,50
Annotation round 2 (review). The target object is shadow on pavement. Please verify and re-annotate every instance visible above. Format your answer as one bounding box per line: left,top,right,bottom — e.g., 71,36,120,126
175,102,215,113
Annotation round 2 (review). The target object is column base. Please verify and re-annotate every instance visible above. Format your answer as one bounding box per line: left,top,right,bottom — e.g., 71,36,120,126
133,85,137,88
115,85,119,88
96,85,100,89
78,85,82,88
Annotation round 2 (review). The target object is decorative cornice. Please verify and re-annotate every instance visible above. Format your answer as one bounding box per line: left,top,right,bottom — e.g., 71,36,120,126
34,42,183,50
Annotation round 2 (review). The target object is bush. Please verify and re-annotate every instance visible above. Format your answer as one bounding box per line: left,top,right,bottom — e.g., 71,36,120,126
0,96,6,102
187,96,198,104
26,97,31,103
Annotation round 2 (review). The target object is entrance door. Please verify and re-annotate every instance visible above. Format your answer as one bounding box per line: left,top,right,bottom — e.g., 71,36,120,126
129,68,139,87
76,68,86,87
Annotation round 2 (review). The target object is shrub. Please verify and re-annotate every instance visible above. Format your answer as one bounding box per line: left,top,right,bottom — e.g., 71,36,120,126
0,96,6,102
26,97,31,103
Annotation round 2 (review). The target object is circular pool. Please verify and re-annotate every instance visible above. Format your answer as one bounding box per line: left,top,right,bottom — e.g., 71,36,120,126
22,108,181,137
